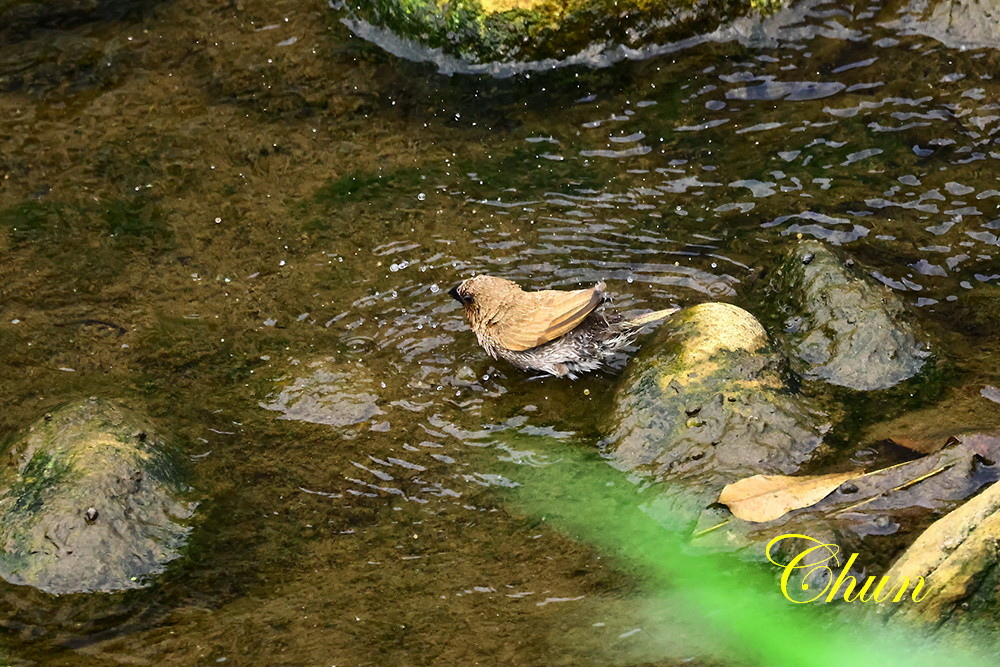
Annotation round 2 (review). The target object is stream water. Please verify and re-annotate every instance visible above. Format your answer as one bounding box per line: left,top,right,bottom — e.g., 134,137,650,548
1,0,999,663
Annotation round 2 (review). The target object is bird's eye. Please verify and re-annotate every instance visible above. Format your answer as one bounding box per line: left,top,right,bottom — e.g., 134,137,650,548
448,285,471,305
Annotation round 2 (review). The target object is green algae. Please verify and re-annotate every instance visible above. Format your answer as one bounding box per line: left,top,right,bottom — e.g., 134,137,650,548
350,0,765,63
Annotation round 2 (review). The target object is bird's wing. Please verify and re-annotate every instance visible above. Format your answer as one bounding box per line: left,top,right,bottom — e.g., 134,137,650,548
495,284,605,351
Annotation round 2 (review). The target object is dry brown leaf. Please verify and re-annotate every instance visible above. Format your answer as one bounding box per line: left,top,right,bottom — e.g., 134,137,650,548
719,471,863,523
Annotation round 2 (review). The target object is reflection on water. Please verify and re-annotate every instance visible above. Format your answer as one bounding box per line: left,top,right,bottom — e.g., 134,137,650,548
1,0,999,662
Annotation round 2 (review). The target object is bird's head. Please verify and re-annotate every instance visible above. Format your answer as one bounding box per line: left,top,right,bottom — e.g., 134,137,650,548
448,275,522,324
448,281,473,306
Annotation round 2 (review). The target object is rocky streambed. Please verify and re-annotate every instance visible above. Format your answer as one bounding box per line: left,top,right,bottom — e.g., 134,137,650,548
603,239,999,626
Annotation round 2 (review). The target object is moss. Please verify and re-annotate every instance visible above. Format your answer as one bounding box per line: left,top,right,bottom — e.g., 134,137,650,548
349,0,765,63
313,167,424,205
0,201,72,245
1,196,171,249
749,0,784,13
5,451,74,517
101,197,169,241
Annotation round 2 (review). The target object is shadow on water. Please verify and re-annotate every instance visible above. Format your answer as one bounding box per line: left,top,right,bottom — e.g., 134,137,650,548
0,0,999,663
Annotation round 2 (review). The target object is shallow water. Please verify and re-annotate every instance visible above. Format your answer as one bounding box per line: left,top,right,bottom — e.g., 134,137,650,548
1,0,999,663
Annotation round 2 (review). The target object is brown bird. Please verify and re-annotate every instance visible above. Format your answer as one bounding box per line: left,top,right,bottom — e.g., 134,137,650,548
449,275,678,379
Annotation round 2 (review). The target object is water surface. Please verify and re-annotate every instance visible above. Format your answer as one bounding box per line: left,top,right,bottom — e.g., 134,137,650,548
1,0,999,663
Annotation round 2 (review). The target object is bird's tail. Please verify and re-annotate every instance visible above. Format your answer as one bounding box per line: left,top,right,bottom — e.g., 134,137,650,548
621,307,680,329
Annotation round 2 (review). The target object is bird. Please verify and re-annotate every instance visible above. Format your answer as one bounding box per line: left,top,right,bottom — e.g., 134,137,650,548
448,275,679,379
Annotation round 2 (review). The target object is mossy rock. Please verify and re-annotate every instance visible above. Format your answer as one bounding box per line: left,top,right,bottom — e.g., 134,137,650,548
606,302,829,529
0,399,195,595
344,0,778,66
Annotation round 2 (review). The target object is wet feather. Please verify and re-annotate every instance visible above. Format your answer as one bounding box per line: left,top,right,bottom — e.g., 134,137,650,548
449,275,678,379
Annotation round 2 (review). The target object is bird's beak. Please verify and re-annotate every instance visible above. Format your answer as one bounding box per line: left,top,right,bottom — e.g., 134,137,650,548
448,285,463,303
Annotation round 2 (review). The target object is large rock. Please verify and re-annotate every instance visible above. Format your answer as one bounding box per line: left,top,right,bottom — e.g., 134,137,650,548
342,0,777,68
606,302,829,529
0,399,195,595
773,241,932,391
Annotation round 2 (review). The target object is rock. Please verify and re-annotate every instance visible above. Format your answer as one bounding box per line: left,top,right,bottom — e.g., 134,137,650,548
773,241,931,391
881,0,1000,51
259,357,384,430
342,0,778,69
0,399,195,595
877,433,1000,624
606,302,830,529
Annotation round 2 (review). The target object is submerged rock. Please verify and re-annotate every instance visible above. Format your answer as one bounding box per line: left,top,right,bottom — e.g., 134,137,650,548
343,0,777,68
259,357,384,431
864,384,1000,455
607,302,829,528
773,241,931,391
0,399,195,595
882,0,1000,51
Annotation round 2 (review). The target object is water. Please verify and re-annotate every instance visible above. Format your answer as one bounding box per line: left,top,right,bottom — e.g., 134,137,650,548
1,0,999,663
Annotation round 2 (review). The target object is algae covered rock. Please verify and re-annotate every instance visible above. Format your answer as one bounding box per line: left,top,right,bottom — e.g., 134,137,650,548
607,302,829,527
343,0,774,68
0,399,195,595
774,241,931,391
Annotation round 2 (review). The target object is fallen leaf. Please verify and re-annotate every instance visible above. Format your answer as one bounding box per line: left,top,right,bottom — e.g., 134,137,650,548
719,471,862,523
